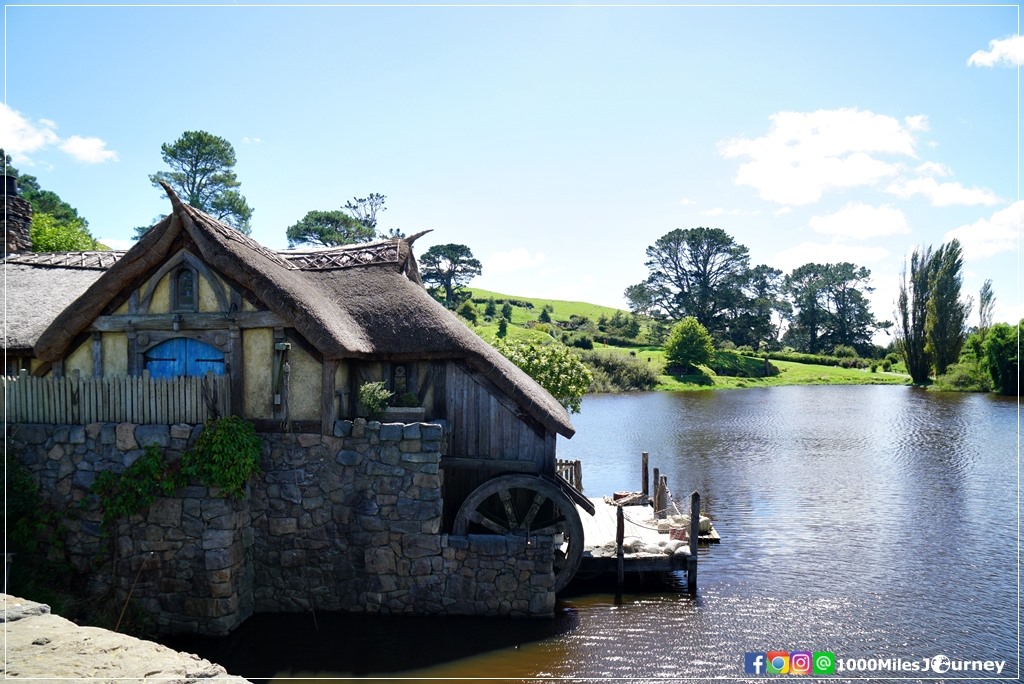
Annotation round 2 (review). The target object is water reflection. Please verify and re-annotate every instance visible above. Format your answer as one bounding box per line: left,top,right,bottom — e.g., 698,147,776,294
167,387,1018,680
168,608,581,681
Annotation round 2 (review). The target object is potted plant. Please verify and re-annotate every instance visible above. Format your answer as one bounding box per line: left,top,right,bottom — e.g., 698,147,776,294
358,381,392,420
384,391,425,423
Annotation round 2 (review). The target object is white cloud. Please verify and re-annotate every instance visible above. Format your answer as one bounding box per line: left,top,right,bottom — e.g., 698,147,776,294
60,136,118,163
944,202,1022,260
774,207,793,217
677,198,697,206
1,104,59,161
885,176,1001,206
904,115,929,132
809,202,910,240
0,104,116,165
772,241,889,273
484,247,546,274
968,35,1024,67
718,108,922,205
701,207,759,217
914,161,951,178
242,136,264,144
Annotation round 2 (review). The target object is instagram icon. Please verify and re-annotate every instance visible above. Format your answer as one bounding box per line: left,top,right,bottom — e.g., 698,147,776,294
790,651,812,675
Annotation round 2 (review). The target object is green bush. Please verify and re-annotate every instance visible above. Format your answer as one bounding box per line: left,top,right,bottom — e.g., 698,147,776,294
456,300,479,325
390,391,420,408
985,321,1020,395
708,350,779,378
578,351,659,392
664,317,714,372
562,332,594,350
932,361,993,393
493,339,592,413
881,359,892,372
832,345,858,358
359,381,393,419
5,455,46,553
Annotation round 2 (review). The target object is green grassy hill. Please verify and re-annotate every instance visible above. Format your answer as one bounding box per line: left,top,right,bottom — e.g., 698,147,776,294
467,288,629,326
461,287,911,390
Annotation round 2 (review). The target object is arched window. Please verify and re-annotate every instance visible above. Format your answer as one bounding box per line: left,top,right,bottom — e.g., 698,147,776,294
173,268,197,311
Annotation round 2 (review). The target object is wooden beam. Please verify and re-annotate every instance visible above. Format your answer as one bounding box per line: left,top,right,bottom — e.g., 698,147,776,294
90,310,287,332
91,332,103,378
439,457,540,474
321,359,337,435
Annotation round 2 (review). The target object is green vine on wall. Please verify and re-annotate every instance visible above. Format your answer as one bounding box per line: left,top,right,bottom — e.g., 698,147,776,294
91,416,263,523
92,444,178,523
180,415,263,498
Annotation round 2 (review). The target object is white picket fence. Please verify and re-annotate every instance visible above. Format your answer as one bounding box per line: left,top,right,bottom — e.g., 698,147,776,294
3,370,230,425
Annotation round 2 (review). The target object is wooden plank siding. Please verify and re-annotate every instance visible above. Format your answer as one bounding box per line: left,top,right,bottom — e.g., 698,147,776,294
440,361,559,533
3,370,229,425
443,361,553,466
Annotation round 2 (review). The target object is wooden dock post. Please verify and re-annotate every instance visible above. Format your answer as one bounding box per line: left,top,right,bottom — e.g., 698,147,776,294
615,504,625,592
657,475,669,519
641,452,649,497
688,491,700,595
652,467,660,513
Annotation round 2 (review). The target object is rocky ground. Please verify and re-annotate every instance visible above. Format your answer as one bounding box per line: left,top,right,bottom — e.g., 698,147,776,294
2,594,249,682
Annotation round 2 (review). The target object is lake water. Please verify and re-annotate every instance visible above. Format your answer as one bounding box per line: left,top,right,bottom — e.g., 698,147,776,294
171,386,1019,681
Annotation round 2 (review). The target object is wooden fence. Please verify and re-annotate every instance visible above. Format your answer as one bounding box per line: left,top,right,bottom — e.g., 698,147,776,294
3,370,230,425
556,458,583,493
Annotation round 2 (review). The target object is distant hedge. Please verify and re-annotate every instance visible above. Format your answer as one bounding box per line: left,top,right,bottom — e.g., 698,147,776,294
735,349,870,369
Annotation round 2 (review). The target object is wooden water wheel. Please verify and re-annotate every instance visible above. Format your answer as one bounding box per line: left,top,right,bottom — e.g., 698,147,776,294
452,473,585,593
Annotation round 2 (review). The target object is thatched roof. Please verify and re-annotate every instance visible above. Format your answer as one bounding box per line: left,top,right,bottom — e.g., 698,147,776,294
2,256,115,354
30,185,574,437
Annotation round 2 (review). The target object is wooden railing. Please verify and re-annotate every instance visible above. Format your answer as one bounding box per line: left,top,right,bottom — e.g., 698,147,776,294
556,458,583,493
3,370,229,425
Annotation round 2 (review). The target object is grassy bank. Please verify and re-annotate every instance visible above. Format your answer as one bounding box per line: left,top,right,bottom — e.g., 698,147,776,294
464,288,912,391
590,348,911,391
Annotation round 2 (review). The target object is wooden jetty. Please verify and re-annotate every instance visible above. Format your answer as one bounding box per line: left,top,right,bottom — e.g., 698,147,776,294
564,451,719,595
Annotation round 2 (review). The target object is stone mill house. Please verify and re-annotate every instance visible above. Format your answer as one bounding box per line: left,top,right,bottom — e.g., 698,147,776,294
3,182,591,635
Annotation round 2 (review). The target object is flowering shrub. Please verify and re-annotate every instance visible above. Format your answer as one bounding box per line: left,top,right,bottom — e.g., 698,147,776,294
493,339,592,414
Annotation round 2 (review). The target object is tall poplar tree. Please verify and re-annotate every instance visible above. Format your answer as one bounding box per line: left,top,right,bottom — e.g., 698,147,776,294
925,239,971,376
896,245,934,384
978,279,996,340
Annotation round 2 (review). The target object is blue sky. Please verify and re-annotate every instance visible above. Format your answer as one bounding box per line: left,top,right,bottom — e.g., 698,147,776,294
4,3,1020,338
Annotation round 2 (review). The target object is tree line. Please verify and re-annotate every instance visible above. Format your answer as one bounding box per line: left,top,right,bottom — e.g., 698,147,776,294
625,225,1016,394
3,150,107,252
624,227,890,356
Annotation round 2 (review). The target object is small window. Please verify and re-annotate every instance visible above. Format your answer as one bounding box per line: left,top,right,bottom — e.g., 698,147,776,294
174,268,196,311
393,365,408,394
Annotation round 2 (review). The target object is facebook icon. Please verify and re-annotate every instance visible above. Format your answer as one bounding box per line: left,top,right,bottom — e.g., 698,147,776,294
745,652,767,675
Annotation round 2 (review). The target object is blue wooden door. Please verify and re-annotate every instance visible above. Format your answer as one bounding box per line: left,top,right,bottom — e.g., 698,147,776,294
145,338,225,379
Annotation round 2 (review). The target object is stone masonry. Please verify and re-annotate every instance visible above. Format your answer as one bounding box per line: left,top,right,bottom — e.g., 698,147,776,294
6,419,556,636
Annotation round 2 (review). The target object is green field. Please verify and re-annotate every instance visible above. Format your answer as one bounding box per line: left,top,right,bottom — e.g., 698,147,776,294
467,288,629,326
463,288,911,391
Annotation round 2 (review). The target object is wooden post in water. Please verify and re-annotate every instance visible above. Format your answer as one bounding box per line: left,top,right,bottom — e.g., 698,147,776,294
657,475,669,519
688,491,700,595
615,504,625,593
641,452,649,497
652,467,660,513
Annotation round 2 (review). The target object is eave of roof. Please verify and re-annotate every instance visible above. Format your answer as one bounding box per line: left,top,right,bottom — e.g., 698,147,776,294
29,184,573,437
